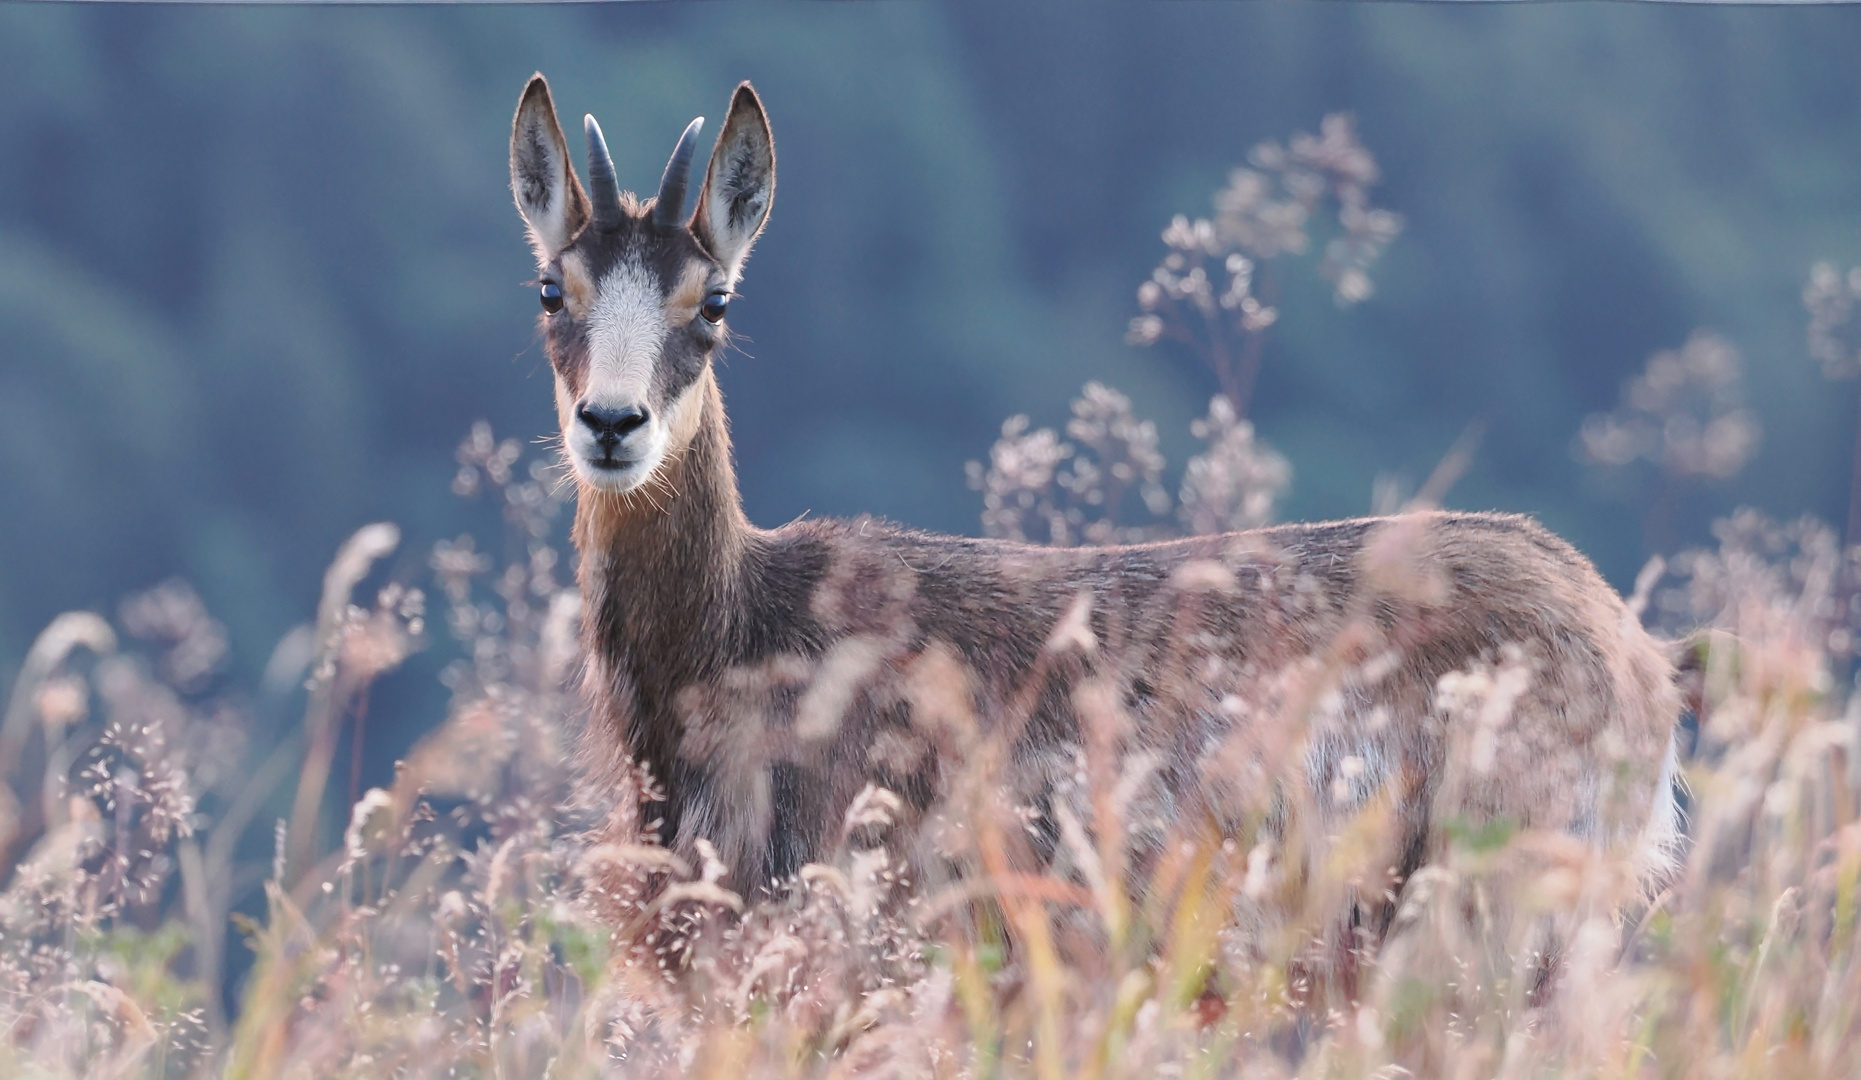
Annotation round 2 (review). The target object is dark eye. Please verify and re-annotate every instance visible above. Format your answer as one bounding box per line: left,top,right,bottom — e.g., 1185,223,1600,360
700,291,729,324
540,281,564,314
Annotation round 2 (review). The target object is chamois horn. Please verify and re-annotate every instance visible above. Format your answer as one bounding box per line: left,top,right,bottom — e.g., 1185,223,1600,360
584,115,622,232
653,117,705,227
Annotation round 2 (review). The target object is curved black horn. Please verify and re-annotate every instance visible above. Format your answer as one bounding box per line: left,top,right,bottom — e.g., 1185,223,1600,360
653,117,704,227
584,114,622,232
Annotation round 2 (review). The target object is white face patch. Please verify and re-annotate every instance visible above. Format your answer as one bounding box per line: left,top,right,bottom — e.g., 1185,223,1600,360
587,258,668,402
564,257,677,493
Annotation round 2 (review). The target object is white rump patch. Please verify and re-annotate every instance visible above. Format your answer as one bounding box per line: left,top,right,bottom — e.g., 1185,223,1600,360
1634,735,1684,891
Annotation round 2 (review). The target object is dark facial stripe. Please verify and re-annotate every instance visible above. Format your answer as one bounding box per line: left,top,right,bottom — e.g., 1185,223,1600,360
544,208,725,409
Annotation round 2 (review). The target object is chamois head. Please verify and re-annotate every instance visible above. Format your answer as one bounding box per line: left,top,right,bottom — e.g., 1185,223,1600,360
510,74,774,494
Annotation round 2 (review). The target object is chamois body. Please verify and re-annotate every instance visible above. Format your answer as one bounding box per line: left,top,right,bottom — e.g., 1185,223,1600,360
576,372,1679,895
509,75,1680,910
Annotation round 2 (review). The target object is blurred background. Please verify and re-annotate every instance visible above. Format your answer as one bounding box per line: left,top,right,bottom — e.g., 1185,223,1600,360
3,1,1860,772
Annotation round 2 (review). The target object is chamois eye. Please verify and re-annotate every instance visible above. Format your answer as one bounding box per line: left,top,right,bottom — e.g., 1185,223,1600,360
700,291,729,324
539,281,564,314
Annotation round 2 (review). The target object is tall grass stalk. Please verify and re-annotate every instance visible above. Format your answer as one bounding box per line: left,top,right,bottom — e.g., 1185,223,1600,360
1,427,1858,1078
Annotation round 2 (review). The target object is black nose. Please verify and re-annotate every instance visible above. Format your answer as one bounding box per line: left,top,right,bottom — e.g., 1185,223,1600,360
577,404,648,451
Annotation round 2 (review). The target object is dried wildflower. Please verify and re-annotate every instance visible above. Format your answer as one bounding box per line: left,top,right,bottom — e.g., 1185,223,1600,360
452,417,521,496
966,413,1073,544
0,603,244,1079
966,384,1170,547
1178,395,1290,534
118,580,228,693
1131,113,1401,413
1806,260,1861,381
1064,382,1171,539
454,420,570,539
1656,508,1861,666
972,382,1287,546
1580,330,1761,480
343,787,395,861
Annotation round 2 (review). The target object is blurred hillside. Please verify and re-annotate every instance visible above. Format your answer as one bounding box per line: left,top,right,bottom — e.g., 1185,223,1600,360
2,2,1860,760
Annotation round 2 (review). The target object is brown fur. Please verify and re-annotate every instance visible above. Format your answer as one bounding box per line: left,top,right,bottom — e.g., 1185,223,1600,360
511,76,1681,927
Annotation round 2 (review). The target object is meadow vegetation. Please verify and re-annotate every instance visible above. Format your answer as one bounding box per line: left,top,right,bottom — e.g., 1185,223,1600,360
3,119,1860,1080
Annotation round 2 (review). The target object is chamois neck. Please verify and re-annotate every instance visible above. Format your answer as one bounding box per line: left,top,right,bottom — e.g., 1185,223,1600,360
573,370,751,633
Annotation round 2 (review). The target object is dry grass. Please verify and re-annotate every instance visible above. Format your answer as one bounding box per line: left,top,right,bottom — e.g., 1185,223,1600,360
3,121,1858,1079
0,427,1856,1078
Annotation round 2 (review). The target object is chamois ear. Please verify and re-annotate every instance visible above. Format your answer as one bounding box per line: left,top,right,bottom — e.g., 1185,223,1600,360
693,82,775,281
510,74,590,262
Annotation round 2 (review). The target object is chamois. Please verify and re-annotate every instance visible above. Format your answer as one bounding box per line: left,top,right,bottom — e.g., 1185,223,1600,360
508,75,1683,933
